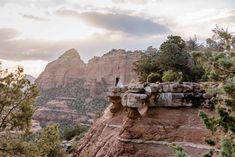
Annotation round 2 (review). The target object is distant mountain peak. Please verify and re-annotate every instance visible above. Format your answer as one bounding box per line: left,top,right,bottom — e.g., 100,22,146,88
25,74,36,84
59,48,81,59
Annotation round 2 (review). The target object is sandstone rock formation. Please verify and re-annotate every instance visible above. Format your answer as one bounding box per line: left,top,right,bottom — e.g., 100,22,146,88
34,48,143,125
36,48,86,90
36,48,142,92
73,82,217,157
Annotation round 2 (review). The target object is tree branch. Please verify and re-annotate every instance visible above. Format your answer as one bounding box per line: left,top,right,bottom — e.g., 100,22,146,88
0,89,31,130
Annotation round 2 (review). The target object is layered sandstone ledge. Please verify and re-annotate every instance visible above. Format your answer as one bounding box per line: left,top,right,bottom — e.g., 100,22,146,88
73,82,217,157
108,82,213,118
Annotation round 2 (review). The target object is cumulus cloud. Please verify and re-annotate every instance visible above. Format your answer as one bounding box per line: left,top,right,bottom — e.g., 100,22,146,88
0,28,21,41
55,9,169,36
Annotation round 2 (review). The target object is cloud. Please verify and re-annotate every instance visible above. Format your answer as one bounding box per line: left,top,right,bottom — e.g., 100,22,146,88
0,29,165,62
55,9,169,36
112,0,148,4
213,10,235,25
19,13,49,22
215,16,235,24
0,28,21,41
0,0,66,8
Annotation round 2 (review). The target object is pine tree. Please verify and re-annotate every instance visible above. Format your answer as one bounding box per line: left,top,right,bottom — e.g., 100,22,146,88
195,27,235,156
0,64,65,157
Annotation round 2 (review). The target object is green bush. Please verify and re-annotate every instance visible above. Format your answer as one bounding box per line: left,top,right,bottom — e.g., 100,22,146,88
219,139,235,157
170,144,188,157
62,124,89,141
147,72,161,83
162,70,183,82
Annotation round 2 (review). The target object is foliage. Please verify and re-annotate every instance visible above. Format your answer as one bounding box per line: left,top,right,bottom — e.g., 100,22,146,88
0,65,65,157
61,124,89,141
0,66,39,132
212,26,235,52
205,25,235,52
219,139,235,157
204,138,216,146
162,70,183,82
35,79,90,108
147,72,161,83
0,124,65,157
195,26,235,156
199,111,217,134
36,78,109,116
134,35,204,82
37,124,65,157
203,150,213,157
170,144,188,157
185,35,199,51
134,52,161,82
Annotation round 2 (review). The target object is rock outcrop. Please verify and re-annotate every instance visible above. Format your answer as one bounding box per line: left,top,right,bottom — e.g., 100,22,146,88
73,82,217,157
34,48,143,125
36,48,86,90
36,49,142,92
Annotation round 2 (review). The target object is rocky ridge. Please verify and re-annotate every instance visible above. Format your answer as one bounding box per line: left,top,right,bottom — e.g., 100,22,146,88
73,82,217,157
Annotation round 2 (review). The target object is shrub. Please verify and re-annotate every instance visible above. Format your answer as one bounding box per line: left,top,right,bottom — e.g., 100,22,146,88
162,70,183,82
147,72,161,83
170,144,188,157
219,139,235,157
62,124,89,141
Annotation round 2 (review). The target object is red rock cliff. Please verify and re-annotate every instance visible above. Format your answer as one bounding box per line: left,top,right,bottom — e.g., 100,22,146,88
36,48,142,91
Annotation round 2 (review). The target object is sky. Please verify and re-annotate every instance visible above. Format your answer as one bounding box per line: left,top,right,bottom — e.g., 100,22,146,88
0,0,235,77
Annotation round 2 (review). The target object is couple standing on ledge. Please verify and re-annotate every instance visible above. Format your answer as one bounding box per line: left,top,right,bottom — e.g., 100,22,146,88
115,77,124,87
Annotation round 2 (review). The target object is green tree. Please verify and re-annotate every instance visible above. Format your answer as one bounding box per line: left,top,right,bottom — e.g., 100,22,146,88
134,35,204,82
37,124,65,157
0,65,65,157
212,26,235,52
205,26,235,52
196,27,235,156
185,35,199,52
0,66,39,132
0,124,65,157
134,52,162,82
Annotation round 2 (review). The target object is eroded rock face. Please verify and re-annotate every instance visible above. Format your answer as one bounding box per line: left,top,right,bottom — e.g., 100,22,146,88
36,49,141,92
73,82,217,157
73,108,216,157
36,49,86,90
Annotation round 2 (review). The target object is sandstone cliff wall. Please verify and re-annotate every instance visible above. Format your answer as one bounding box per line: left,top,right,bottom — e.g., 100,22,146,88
36,49,142,91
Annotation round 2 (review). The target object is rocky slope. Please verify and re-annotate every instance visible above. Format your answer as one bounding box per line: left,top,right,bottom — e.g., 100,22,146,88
73,83,218,157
